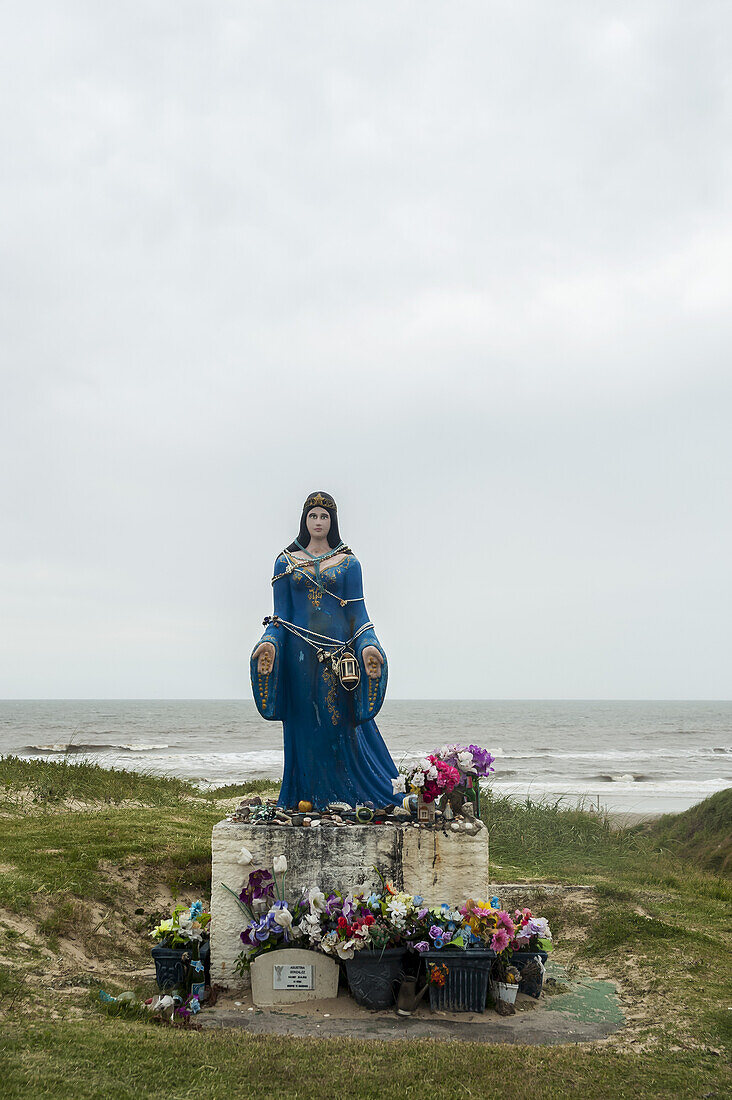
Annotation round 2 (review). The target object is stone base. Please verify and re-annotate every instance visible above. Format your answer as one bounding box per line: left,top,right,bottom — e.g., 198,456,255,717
210,820,490,989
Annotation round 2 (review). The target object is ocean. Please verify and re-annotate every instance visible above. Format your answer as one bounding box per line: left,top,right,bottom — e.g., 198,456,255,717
1,699,730,814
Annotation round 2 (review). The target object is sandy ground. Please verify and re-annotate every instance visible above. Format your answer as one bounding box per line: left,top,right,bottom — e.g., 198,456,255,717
606,811,661,831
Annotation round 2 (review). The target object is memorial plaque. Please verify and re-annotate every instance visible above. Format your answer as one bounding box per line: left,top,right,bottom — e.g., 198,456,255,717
272,963,314,991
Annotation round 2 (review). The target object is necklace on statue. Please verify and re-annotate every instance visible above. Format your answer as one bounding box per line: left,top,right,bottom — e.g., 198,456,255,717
294,539,344,562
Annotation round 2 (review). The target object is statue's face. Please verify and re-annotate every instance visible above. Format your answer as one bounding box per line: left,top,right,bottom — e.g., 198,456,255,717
306,508,331,541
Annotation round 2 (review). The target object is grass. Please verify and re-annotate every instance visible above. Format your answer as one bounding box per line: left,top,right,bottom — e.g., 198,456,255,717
0,754,200,808
643,787,732,875
1,1024,728,1100
0,757,730,1099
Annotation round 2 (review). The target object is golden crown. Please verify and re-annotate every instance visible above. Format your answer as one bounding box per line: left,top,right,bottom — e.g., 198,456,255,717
305,493,336,511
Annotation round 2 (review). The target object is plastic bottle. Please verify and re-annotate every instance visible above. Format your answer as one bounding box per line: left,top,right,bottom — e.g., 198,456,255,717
188,940,206,1003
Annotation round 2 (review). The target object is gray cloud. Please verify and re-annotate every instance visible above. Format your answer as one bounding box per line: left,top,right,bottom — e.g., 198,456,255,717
1,1,730,698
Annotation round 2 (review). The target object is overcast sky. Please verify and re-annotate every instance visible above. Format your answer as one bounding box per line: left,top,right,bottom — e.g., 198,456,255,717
1,2,730,699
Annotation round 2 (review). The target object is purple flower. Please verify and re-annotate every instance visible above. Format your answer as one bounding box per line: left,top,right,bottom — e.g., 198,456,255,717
468,744,495,776
414,941,430,953
325,892,342,916
428,925,443,940
417,908,429,919
239,868,274,907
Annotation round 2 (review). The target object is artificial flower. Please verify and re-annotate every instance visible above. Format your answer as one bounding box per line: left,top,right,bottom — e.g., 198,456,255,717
237,847,254,866
491,928,510,953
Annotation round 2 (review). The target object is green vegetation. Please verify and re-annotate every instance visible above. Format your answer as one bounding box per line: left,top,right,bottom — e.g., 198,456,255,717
643,787,732,875
0,757,730,1099
0,754,200,808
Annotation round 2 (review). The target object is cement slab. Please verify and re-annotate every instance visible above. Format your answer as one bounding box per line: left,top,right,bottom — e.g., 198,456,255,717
200,966,623,1045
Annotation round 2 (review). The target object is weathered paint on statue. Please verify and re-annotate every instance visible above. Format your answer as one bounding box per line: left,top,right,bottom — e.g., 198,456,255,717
251,492,398,809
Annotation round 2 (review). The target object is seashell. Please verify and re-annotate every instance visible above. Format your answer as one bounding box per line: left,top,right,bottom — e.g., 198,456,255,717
327,802,351,814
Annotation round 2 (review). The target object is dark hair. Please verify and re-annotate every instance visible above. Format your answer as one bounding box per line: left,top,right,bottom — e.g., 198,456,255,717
286,492,343,552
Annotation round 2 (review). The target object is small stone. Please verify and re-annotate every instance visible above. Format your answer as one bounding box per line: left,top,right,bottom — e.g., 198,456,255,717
302,817,312,827
311,820,321,828
450,821,461,832
250,796,262,806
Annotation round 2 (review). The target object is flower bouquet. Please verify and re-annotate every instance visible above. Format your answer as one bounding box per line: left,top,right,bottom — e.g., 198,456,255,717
391,756,461,803
150,900,211,949
225,856,300,975
507,908,553,998
149,901,211,993
391,743,495,819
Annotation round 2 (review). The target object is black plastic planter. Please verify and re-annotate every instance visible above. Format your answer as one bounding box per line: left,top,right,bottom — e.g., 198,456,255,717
345,947,407,1009
151,940,210,992
510,950,548,998
424,948,496,1013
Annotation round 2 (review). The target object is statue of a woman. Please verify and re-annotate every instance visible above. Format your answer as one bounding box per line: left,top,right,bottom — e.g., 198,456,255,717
251,492,398,809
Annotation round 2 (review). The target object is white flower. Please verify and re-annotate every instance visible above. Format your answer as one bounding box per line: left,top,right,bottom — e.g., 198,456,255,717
237,847,254,866
177,914,192,931
418,758,431,772
320,930,338,954
335,939,357,959
457,751,473,770
410,772,425,788
307,887,326,913
273,855,287,874
426,765,438,780
298,915,322,943
391,775,406,794
273,908,293,929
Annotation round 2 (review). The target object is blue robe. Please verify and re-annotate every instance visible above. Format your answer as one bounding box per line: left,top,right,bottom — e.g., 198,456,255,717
251,552,398,809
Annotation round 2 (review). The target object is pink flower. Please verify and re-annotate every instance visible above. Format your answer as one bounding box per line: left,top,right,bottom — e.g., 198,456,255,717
491,928,510,954
497,911,516,937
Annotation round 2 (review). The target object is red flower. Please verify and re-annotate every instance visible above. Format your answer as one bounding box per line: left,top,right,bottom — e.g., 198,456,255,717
337,916,348,929
364,914,375,926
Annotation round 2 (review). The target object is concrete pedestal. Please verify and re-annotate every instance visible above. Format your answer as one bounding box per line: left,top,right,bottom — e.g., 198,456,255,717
210,819,490,989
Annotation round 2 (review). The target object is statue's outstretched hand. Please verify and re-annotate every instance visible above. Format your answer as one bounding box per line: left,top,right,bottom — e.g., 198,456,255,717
362,645,383,680
253,641,275,676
